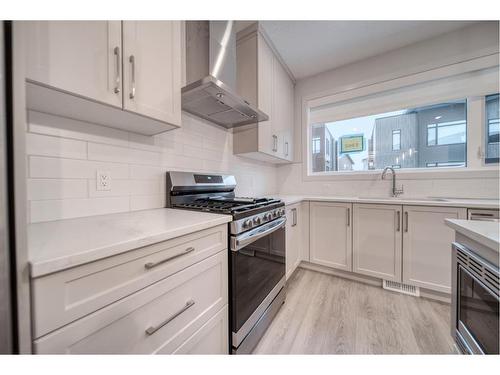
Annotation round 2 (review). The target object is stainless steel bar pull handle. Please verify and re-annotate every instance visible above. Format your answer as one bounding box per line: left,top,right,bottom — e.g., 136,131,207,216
347,208,350,227
144,247,195,269
145,300,195,336
292,208,297,227
129,55,136,99
396,211,401,232
113,47,121,94
404,211,409,232
272,135,278,152
285,141,289,156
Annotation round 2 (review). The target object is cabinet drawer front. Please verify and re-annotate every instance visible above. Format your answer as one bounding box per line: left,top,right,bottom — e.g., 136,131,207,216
34,251,228,354
32,224,227,338
172,305,229,354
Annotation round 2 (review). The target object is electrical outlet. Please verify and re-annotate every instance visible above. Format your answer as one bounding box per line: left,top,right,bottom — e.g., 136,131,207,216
96,171,111,191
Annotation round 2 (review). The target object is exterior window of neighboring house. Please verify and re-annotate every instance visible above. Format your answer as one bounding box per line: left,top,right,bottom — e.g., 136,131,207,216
325,138,330,156
392,164,401,169
485,93,499,164
426,161,465,168
427,120,466,146
392,130,401,151
312,137,321,154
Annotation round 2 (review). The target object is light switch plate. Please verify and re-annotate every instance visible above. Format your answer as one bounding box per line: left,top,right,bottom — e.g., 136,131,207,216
96,171,111,191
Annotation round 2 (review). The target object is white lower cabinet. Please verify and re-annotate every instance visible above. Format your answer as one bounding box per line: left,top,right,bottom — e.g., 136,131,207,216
172,305,228,354
402,205,466,293
310,202,352,271
285,203,301,279
352,204,402,281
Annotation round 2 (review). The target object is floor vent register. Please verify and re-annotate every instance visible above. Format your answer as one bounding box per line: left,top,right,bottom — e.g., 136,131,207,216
383,280,420,297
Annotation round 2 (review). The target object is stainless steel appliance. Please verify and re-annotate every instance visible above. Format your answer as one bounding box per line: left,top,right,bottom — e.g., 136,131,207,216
1,21,16,354
468,208,500,222
182,21,269,128
451,242,499,354
166,171,286,354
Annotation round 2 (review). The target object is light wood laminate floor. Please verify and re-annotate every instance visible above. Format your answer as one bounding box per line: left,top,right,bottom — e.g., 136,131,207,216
253,268,456,354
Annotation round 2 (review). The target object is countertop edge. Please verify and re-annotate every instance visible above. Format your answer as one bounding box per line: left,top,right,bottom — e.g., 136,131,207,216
29,215,232,278
445,219,500,250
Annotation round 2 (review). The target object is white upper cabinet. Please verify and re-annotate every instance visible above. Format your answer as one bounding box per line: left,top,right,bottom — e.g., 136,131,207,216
402,205,467,293
234,24,294,163
22,21,182,135
352,204,402,282
310,202,352,271
122,21,182,126
24,21,123,108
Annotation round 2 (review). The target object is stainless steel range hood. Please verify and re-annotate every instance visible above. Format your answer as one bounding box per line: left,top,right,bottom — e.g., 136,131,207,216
182,21,269,128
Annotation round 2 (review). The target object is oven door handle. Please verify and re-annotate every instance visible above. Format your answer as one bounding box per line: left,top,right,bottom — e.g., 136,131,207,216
231,217,286,251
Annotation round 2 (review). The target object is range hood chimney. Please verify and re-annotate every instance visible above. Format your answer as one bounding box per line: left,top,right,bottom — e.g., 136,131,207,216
182,21,269,128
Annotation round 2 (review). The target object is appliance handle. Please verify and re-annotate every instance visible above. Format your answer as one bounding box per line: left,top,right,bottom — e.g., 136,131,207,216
231,217,286,251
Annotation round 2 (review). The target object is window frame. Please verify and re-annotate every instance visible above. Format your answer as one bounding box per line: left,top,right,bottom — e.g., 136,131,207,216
426,120,467,147
392,129,401,151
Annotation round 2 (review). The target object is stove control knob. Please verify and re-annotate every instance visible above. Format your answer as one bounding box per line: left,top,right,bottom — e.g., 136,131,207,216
272,210,278,217
280,209,285,216
253,217,261,225
242,219,252,229
264,213,272,221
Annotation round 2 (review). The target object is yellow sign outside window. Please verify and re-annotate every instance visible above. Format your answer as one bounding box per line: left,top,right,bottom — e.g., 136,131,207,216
340,135,364,153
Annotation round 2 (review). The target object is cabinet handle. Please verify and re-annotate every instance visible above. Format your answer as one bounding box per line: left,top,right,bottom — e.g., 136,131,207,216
272,135,278,152
129,55,136,99
144,247,195,269
404,211,409,232
285,141,289,156
396,211,400,232
145,300,195,335
113,46,121,94
347,208,350,227
292,208,297,227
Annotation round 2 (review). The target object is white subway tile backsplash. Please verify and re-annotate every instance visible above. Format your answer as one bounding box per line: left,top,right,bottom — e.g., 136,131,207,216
26,133,87,160
26,113,278,223
29,156,129,179
28,179,88,200
30,197,130,223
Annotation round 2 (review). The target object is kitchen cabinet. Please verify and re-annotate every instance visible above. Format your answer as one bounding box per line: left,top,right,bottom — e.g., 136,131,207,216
310,202,352,271
234,23,294,163
285,203,301,279
31,224,229,354
22,21,182,135
352,204,402,281
402,205,466,293
24,21,123,108
122,21,182,126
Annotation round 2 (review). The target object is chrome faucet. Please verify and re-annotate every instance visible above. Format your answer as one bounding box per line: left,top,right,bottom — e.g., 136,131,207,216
381,167,404,197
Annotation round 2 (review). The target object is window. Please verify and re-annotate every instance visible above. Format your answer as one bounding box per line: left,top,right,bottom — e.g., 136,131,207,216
485,94,499,164
312,137,321,154
309,100,467,173
325,138,331,156
392,130,401,151
427,120,466,146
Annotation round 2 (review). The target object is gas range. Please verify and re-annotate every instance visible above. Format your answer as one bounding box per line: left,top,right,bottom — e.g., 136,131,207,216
166,171,286,354
166,171,285,235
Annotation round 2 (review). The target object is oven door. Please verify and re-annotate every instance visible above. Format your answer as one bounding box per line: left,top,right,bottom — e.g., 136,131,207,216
457,265,499,354
230,217,286,346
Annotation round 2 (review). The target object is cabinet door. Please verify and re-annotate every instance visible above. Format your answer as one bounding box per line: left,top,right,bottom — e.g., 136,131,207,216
257,35,275,156
402,205,466,293
310,202,352,271
24,21,122,107
122,21,182,126
274,60,294,161
286,203,301,279
353,204,402,281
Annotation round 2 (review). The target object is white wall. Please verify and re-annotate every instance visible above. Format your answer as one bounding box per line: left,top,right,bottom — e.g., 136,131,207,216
26,111,278,223
279,22,500,198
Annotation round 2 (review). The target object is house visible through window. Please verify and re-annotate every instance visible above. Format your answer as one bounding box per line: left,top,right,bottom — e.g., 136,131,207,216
392,129,401,151
485,93,499,164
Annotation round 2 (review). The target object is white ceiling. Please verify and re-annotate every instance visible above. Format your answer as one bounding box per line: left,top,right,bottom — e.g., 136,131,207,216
258,21,476,80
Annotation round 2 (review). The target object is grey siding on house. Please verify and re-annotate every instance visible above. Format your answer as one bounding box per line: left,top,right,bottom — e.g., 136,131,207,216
312,124,336,172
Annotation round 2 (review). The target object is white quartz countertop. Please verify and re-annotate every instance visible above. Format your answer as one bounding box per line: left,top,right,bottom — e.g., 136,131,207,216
270,195,500,209
28,208,232,278
445,219,500,251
